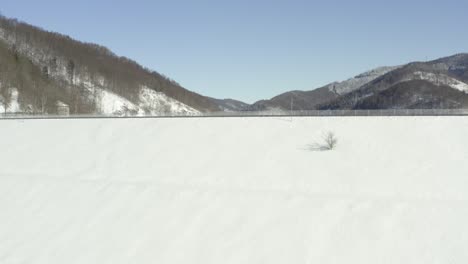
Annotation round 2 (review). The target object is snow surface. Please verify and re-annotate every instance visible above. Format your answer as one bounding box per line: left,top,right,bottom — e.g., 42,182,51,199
1,117,468,263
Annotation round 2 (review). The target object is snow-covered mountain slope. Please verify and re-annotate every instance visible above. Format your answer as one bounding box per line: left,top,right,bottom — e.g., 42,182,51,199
320,54,468,110
1,117,468,263
209,98,250,112
250,66,400,111
82,83,200,116
139,87,199,115
326,66,400,95
0,15,220,115
408,71,468,93
0,88,21,113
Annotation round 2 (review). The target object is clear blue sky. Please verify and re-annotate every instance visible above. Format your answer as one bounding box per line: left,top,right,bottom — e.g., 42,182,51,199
2,0,468,103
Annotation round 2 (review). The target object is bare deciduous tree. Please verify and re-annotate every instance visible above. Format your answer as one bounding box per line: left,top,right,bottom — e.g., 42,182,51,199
93,88,102,114
67,60,75,85
308,131,338,152
40,93,47,114
0,79,11,114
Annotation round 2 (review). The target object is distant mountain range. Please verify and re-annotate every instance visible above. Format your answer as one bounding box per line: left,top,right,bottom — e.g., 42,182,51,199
318,54,468,110
0,15,467,116
250,55,468,111
249,66,400,111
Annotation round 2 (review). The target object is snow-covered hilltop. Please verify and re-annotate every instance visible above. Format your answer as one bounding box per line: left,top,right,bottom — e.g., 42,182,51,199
327,66,400,95
249,66,400,111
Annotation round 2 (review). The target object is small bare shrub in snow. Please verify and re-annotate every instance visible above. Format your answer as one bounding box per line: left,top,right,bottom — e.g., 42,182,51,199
308,131,338,151
323,131,338,150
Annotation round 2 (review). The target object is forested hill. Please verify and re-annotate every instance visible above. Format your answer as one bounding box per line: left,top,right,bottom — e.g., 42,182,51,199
0,15,221,115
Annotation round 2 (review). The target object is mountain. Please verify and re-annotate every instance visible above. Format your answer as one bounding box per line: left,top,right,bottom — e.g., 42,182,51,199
208,98,250,112
249,88,338,111
2,15,467,115
319,54,468,110
0,15,222,116
249,66,399,111
250,54,468,111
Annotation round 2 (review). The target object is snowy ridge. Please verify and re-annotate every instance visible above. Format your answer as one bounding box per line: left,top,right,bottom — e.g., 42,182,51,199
327,66,400,95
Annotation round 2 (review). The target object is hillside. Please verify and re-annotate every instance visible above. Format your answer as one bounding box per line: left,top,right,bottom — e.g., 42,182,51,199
2,14,468,115
0,15,221,115
251,54,468,111
1,116,467,263
208,97,250,112
319,54,468,110
250,66,399,111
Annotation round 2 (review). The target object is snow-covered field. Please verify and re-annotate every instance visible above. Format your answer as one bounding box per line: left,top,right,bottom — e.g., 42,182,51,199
1,116,468,264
